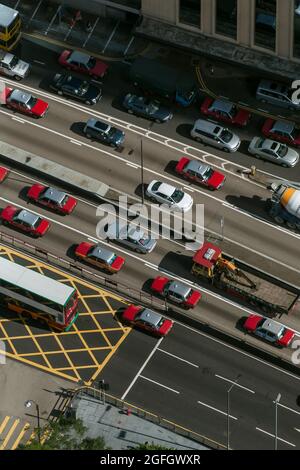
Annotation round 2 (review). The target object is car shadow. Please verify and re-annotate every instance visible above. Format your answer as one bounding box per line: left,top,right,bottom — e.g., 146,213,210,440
66,244,77,260
163,160,177,176
70,121,86,137
176,123,193,140
141,278,154,296
18,186,30,203
225,193,270,220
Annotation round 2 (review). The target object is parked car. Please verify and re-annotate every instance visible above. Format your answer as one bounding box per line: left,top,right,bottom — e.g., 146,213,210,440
146,180,193,212
5,88,49,118
0,51,30,80
0,166,9,183
256,79,300,110
123,93,172,122
190,119,240,152
1,206,50,237
151,276,201,309
104,222,157,254
75,242,125,273
58,50,108,79
243,314,295,348
83,118,125,148
49,73,102,105
122,305,173,337
27,185,77,215
200,97,251,126
262,119,300,147
175,157,225,190
248,137,299,167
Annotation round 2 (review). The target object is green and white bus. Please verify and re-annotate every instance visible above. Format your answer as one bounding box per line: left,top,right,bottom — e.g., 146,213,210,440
0,257,79,331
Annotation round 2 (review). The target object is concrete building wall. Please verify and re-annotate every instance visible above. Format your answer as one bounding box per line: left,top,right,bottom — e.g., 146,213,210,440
141,0,176,23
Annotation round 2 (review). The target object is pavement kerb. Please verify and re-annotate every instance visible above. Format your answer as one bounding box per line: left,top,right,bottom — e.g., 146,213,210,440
22,31,151,62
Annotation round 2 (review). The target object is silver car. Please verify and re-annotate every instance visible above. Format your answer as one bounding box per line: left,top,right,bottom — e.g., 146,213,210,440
190,119,240,152
0,51,30,80
104,222,157,254
146,180,193,212
248,137,299,167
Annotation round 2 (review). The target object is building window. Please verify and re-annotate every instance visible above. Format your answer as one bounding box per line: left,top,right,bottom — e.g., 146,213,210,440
294,1,300,58
255,0,277,51
179,0,201,28
215,0,237,39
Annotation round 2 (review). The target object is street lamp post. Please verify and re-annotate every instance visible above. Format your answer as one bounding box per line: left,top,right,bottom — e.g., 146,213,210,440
141,138,144,205
25,400,41,444
275,393,281,450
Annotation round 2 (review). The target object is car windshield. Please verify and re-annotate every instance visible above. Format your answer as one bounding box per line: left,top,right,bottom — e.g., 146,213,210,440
203,167,214,179
228,105,236,117
107,127,116,137
138,236,151,246
257,138,265,148
31,217,41,229
9,56,19,68
171,189,184,203
147,103,159,114
108,254,117,265
27,96,37,108
220,129,233,143
78,82,88,95
87,57,96,69
277,145,288,157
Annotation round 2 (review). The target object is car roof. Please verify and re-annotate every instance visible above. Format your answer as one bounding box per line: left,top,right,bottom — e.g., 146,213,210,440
168,281,191,298
16,210,40,226
0,5,19,27
0,51,13,64
271,120,295,134
69,51,91,65
43,187,66,204
90,246,114,263
258,79,288,94
186,160,211,176
62,74,84,88
262,139,280,150
137,308,163,327
10,89,32,104
193,119,221,134
261,319,284,336
128,226,145,241
211,99,234,113
154,182,176,197
86,118,110,132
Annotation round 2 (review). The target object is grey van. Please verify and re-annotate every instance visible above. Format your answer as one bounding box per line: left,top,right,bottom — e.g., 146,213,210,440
256,80,300,110
190,119,240,152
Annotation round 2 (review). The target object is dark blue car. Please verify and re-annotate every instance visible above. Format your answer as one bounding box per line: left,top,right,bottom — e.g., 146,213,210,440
83,118,125,147
123,93,173,123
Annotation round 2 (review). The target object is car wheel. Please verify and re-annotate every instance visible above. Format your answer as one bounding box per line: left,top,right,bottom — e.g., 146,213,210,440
127,109,134,114
287,221,296,229
223,147,229,152
57,90,63,96
14,75,21,81
196,138,202,143
2,220,8,226
155,119,161,123
281,163,288,168
85,100,92,105
274,216,284,224
136,249,143,254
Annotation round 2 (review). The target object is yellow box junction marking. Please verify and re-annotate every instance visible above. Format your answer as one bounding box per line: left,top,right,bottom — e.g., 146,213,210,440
0,245,132,384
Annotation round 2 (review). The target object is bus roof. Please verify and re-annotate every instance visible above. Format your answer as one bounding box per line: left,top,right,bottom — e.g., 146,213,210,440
0,257,75,305
0,4,19,27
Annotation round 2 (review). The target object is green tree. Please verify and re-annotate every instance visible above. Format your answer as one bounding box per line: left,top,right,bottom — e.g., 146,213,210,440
19,416,109,450
134,442,175,450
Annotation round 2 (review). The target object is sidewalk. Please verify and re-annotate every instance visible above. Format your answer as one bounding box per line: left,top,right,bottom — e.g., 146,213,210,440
3,0,148,59
68,391,213,450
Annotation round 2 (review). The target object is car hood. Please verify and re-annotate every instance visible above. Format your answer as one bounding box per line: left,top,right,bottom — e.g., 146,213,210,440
151,276,169,293
111,129,125,143
32,100,49,116
153,106,172,120
207,171,225,188
1,205,17,221
92,61,108,76
282,149,299,164
83,84,102,100
27,184,45,199
75,242,92,257
11,59,30,77
176,192,193,211
278,329,295,346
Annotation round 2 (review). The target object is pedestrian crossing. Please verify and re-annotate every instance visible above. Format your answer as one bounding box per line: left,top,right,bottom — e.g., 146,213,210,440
0,415,31,450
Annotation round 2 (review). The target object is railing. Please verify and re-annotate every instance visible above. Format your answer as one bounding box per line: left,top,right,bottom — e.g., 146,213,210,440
65,385,225,450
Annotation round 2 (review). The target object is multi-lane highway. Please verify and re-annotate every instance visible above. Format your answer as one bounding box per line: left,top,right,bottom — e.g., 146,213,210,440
1,38,300,449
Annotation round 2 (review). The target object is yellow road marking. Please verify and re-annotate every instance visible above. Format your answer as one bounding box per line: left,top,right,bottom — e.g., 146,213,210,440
0,418,19,450
0,416,10,435
11,422,30,450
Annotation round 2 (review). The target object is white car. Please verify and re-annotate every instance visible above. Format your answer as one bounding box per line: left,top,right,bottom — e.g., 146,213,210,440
146,180,193,212
0,51,30,80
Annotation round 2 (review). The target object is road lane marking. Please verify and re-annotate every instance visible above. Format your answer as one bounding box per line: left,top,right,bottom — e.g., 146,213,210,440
121,337,163,400
0,416,10,434
215,374,255,394
255,427,295,447
70,139,82,146
11,117,24,123
0,418,20,450
158,348,199,368
33,60,45,65
0,76,284,188
126,162,138,169
294,428,300,432
197,400,238,420
144,263,158,271
277,403,300,416
140,375,180,394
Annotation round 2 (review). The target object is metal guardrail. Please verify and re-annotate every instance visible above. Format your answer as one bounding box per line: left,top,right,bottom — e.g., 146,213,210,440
66,385,225,450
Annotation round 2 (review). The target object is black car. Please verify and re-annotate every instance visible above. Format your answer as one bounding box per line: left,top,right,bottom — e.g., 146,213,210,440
123,93,173,123
49,73,102,105
83,118,125,147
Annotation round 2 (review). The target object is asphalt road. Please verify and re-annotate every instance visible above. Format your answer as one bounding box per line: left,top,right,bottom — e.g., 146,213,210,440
1,38,300,449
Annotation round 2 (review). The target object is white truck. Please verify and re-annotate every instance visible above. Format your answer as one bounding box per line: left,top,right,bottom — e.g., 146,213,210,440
0,50,30,80
269,182,300,230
